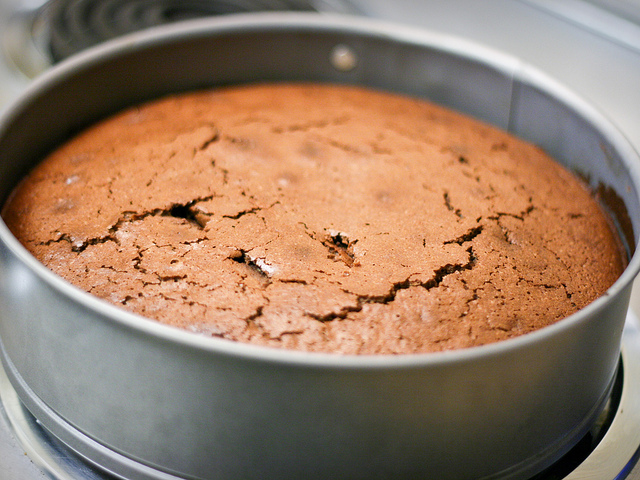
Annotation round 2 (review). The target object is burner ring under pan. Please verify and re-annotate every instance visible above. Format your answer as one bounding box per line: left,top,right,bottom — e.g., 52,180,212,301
1,0,359,78
42,0,357,61
1,314,640,480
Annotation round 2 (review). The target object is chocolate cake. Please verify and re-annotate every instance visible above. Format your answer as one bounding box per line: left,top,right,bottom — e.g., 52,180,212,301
2,83,625,354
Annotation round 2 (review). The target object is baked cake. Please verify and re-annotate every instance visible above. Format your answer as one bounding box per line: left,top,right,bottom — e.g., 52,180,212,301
2,83,625,354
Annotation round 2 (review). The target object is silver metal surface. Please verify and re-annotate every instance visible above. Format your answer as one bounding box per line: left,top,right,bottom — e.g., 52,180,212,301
0,13,638,480
0,365,108,480
1,314,639,480
0,388,48,479
566,312,640,479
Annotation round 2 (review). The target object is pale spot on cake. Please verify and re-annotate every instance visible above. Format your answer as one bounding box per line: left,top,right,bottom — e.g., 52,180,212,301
299,139,325,159
52,198,75,213
276,172,299,189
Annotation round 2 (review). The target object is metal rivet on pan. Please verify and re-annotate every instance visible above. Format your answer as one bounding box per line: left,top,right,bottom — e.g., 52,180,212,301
330,44,357,71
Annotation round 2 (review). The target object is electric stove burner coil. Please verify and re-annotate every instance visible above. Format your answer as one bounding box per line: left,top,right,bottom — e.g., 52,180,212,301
42,0,352,61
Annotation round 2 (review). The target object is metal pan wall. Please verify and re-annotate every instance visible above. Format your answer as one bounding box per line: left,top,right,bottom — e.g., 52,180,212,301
0,13,639,480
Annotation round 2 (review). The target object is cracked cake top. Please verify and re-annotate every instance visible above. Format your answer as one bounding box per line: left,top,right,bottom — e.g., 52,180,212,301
2,83,625,354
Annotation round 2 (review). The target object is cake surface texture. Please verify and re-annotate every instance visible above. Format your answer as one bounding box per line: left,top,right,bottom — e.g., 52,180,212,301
2,83,625,354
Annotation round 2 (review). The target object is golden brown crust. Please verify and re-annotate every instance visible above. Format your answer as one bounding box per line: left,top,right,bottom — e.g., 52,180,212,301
3,83,624,354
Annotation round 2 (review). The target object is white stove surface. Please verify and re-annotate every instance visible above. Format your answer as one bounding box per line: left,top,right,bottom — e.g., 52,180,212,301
1,0,640,478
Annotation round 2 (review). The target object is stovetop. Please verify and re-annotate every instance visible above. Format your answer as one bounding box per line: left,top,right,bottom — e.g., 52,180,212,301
1,0,640,478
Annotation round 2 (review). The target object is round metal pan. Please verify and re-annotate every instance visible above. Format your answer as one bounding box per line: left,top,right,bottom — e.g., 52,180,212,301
0,13,639,480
